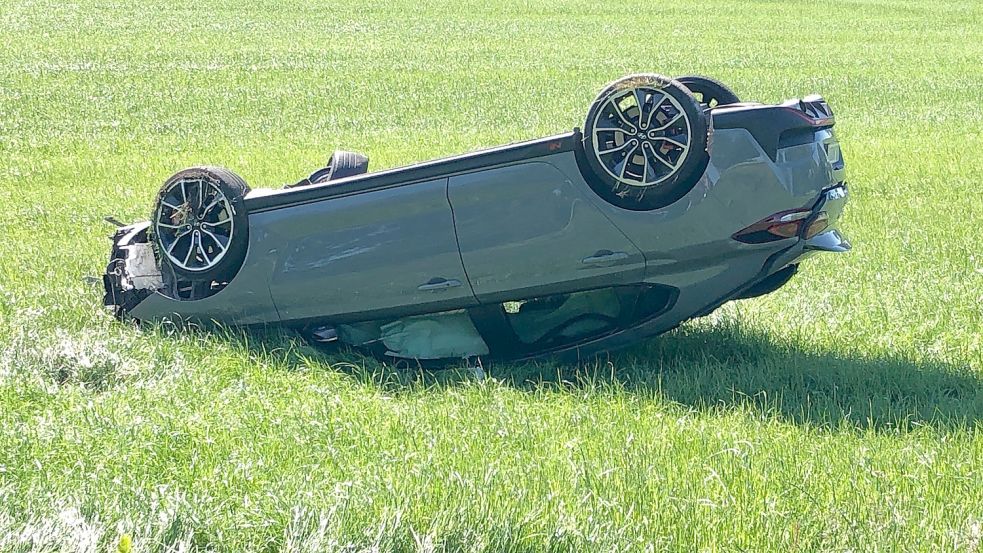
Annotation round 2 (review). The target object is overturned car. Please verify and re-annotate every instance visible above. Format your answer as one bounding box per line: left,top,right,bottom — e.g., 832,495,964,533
104,74,849,362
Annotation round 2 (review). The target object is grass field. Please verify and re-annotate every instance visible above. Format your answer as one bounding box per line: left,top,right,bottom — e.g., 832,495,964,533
1,0,982,550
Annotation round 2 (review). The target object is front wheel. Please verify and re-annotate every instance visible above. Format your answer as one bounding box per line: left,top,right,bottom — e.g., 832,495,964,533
581,74,709,211
151,166,250,285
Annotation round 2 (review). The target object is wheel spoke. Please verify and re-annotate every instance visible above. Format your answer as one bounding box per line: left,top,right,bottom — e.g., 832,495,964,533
657,136,688,149
650,147,676,169
598,140,635,156
643,96,670,130
171,227,192,241
184,234,201,267
157,222,182,229
634,89,648,128
635,89,665,129
183,234,197,265
197,239,211,265
651,111,682,131
161,200,181,210
593,117,626,132
617,158,629,180
619,143,642,179
206,217,231,227
640,144,670,183
605,95,636,130
201,196,224,216
640,146,649,184
201,229,229,253
166,230,191,255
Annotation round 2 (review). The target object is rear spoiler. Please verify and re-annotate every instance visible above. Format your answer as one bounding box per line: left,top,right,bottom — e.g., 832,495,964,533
712,95,835,160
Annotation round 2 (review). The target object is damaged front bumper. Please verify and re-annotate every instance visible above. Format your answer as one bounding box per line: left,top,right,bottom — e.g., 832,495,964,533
103,222,162,318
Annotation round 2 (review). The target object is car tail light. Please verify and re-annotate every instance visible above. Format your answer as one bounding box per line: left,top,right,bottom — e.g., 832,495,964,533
733,210,829,244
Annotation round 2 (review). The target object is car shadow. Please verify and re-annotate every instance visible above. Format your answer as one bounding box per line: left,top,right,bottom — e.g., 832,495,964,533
585,324,981,432
239,322,981,433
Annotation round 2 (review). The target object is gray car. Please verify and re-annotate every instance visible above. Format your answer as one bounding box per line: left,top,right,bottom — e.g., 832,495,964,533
103,74,849,362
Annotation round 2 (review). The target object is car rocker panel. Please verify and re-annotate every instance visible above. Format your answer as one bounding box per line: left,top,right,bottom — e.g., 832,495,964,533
104,74,850,362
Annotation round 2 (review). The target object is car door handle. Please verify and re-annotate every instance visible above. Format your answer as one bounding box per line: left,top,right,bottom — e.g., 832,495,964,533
581,250,629,265
417,277,463,291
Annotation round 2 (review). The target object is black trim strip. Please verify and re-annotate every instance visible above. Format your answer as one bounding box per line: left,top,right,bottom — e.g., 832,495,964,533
245,132,578,212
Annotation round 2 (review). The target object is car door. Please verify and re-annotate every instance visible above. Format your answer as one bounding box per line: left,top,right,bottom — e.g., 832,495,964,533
448,161,645,303
265,177,477,321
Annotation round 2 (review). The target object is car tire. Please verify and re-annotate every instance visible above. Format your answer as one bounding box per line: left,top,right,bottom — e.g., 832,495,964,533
677,75,741,108
581,74,709,211
310,150,369,184
150,166,250,285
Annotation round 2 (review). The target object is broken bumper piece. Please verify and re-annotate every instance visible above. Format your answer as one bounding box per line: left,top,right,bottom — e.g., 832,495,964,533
103,222,162,318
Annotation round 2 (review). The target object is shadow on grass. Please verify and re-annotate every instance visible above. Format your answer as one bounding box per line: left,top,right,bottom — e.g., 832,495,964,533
234,322,981,432
606,324,981,431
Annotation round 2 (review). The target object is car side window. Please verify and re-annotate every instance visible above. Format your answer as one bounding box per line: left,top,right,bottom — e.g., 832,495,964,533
501,285,675,349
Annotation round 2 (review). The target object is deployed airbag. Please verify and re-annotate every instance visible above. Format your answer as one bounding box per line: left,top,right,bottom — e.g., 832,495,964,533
378,311,489,359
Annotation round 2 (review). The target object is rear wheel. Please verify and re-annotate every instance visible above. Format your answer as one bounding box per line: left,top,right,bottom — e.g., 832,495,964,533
310,150,369,183
581,74,709,211
151,167,250,286
677,75,740,108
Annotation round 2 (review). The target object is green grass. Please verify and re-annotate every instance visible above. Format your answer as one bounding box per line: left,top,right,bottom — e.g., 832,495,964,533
1,0,982,550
